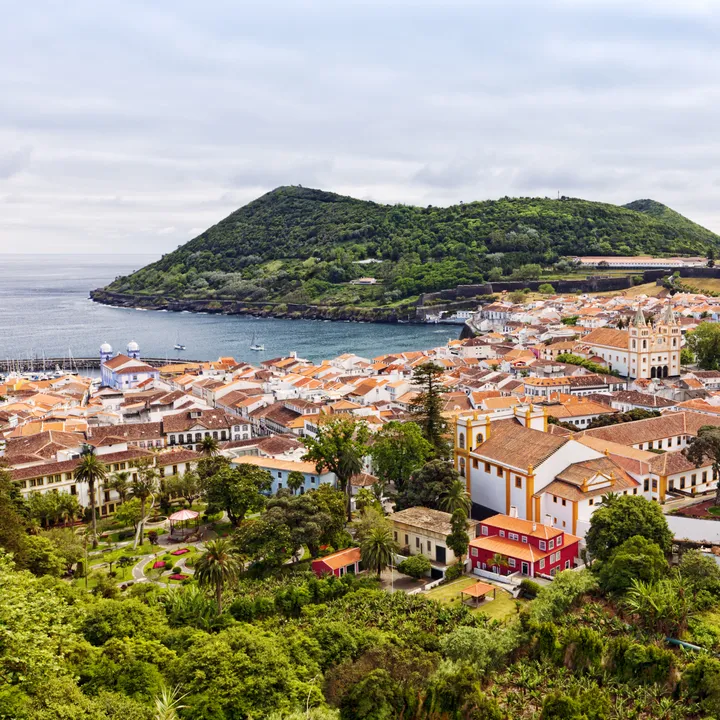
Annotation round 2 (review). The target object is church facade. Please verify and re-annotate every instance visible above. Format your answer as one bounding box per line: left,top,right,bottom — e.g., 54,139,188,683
579,304,681,380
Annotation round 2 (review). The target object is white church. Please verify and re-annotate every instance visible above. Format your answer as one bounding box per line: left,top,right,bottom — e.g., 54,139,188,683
578,304,681,380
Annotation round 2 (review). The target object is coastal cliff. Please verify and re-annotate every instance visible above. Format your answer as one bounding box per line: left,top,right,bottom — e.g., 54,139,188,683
89,289,414,323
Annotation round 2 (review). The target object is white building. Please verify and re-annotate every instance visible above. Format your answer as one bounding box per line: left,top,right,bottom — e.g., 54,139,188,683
100,342,160,390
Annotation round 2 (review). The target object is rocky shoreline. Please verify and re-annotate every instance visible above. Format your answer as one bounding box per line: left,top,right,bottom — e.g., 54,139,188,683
89,289,418,324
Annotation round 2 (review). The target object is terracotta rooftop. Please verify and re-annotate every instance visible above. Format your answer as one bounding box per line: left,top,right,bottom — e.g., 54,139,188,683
471,419,569,471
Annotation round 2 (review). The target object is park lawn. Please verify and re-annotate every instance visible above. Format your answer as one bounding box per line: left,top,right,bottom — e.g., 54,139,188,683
425,577,524,621
88,540,156,566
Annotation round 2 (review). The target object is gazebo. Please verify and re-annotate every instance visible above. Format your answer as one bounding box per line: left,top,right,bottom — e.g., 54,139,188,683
460,581,497,607
168,508,199,540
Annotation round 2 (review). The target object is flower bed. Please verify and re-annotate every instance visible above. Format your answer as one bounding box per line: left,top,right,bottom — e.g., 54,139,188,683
168,573,189,581
171,548,190,556
152,560,166,569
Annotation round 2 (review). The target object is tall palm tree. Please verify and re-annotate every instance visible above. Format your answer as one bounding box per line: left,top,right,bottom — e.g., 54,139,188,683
74,445,107,548
194,538,241,614
360,524,398,577
439,478,471,515
200,435,219,457
106,470,131,504
131,462,159,549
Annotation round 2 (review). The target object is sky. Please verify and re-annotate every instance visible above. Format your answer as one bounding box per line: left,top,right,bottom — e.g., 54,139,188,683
1,0,720,254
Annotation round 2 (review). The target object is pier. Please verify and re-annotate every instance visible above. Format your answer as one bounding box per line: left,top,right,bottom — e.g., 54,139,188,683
0,356,207,374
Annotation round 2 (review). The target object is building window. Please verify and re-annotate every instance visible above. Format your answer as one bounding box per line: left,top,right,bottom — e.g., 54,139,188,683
561,498,566,507
553,495,558,503
458,432,466,450
556,536,562,546
644,479,649,492
484,462,490,472
416,537,420,548
497,466,503,477
509,532,519,541
515,476,522,489
539,540,546,551
589,498,594,506
539,558,545,569
703,471,708,483
499,530,505,538
277,471,282,478
427,540,431,551
471,547,478,557
481,525,488,536
394,531,398,541
405,534,409,545
277,483,283,489
521,535,528,543
548,539,555,550
680,476,686,489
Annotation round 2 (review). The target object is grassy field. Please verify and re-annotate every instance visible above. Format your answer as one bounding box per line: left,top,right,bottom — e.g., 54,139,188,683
425,577,524,621
592,281,667,298
678,277,720,295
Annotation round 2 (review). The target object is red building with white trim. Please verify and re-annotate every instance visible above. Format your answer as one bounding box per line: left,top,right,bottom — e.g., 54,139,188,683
469,513,580,578
311,547,361,578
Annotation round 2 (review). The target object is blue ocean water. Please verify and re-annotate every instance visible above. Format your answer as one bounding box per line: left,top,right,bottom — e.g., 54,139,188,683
0,255,454,363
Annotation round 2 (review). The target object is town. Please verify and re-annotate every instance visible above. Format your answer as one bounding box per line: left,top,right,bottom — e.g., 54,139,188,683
5,287,720,717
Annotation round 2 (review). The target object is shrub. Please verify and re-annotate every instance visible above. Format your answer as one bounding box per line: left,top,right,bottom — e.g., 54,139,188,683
606,636,675,685
147,530,159,545
538,283,555,294
118,530,134,541
444,562,463,582
519,578,541,599
683,655,720,715
562,627,604,672
398,554,431,579
229,596,256,622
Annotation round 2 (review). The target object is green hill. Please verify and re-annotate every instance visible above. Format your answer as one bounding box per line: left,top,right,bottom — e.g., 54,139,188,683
622,199,717,247
105,186,720,306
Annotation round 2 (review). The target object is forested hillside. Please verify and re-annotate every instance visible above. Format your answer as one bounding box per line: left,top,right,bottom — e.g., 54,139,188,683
105,187,720,306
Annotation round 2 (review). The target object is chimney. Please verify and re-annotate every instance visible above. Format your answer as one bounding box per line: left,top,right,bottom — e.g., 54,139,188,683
532,522,537,532
544,513,552,527
509,505,518,519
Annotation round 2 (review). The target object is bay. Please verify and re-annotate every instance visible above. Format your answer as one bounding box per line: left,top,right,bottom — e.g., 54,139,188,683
0,254,455,363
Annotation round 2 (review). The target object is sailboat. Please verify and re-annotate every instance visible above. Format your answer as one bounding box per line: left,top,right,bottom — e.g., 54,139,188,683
173,334,186,351
250,332,264,351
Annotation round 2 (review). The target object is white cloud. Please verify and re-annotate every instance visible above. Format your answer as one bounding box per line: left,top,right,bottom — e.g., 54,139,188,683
1,0,720,253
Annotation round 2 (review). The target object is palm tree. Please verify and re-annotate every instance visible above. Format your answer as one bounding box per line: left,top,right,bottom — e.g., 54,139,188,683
439,478,471,515
131,462,158,549
360,524,398,577
287,470,305,495
58,492,82,527
200,435,219,457
74,445,107,548
194,538,242,614
490,553,510,574
106,470,131,504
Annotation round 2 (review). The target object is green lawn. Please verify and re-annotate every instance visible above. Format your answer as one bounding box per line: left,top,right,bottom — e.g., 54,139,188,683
88,540,157,566
425,577,525,621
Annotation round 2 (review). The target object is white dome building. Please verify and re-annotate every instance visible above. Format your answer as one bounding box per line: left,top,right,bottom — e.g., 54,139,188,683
127,340,140,359
99,342,113,363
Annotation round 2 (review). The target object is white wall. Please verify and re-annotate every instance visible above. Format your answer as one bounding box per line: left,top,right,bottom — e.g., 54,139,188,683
667,515,720,544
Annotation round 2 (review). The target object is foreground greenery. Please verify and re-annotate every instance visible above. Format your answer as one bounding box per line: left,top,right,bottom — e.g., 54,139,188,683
105,186,720,307
9,410,720,717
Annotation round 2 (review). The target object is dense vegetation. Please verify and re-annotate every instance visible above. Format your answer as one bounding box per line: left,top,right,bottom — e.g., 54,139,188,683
6,395,720,718
105,187,720,307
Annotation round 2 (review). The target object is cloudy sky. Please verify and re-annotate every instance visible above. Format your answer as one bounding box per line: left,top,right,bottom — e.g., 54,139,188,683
1,0,719,254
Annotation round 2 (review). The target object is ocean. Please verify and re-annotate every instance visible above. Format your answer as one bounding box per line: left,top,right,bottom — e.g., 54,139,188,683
0,254,455,364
